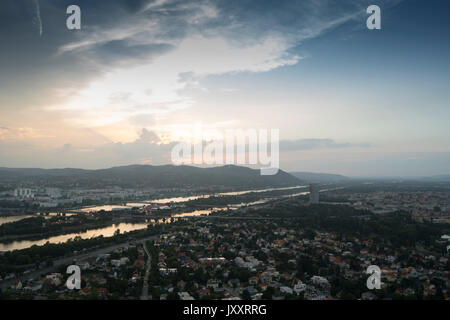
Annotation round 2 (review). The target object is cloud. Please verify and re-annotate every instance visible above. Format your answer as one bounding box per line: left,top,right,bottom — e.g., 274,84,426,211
2,133,446,177
33,0,42,36
0,0,402,170
46,0,396,131
0,127,52,141
0,126,371,169
2,0,401,123
137,128,161,143
280,138,371,151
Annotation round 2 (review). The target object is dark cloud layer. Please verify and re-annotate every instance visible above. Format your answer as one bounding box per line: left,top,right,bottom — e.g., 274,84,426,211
0,0,400,110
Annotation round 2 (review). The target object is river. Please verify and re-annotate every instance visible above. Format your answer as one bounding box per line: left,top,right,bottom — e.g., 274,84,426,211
0,185,307,251
0,222,148,252
77,185,306,212
0,215,33,226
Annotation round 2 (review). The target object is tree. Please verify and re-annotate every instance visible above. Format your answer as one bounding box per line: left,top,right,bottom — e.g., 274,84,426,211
242,289,251,300
262,287,274,300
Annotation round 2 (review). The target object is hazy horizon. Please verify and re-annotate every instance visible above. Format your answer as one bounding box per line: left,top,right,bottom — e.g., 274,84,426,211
0,163,449,180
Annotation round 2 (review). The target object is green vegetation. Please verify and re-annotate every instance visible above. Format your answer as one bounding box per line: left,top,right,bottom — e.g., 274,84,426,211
244,202,448,249
184,187,307,208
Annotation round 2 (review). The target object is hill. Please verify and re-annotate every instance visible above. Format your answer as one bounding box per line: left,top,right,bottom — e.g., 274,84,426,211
290,171,349,183
0,165,301,189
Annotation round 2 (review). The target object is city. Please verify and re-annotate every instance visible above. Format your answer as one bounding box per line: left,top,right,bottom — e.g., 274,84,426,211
0,0,449,317
0,170,449,300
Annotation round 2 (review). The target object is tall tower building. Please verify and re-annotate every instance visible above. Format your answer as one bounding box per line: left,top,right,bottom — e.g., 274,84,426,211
309,184,320,204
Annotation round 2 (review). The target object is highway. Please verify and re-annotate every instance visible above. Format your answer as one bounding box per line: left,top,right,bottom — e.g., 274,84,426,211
140,242,152,300
0,235,157,290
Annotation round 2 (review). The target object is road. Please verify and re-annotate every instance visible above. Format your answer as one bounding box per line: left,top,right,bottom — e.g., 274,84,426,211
140,242,152,300
181,215,284,220
0,235,157,290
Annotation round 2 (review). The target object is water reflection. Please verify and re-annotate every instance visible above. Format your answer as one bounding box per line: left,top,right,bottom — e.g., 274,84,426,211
0,215,33,226
78,205,136,213
0,223,148,252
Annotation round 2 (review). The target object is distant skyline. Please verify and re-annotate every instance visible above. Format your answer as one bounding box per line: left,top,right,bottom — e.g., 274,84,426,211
1,0,450,177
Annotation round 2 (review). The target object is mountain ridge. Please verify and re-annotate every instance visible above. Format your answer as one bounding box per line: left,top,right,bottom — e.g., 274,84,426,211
0,164,301,188
290,171,349,183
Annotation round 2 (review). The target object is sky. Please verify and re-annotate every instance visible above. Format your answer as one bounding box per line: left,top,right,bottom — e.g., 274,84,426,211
0,0,449,177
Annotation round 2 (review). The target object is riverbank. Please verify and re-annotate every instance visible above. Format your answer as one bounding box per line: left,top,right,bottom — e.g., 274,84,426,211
0,185,309,252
